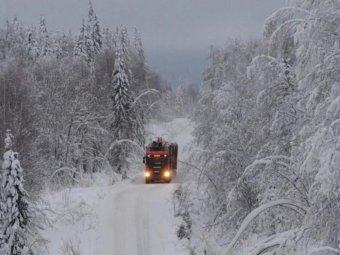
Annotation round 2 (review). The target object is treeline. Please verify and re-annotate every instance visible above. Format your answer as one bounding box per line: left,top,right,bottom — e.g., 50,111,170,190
0,2,171,195
181,0,340,253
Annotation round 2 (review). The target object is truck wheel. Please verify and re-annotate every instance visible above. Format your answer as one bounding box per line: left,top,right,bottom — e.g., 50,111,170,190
145,179,152,184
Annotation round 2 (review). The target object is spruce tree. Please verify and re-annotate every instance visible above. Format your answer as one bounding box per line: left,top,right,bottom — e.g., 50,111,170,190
85,1,102,63
119,27,131,78
26,29,39,60
102,27,114,50
109,29,145,178
38,15,50,57
75,1,102,64
88,1,102,53
133,28,145,63
132,28,147,92
74,18,87,60
109,41,133,178
0,130,29,255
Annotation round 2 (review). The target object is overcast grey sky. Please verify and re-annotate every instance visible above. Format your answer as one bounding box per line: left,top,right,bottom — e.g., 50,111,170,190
0,0,286,85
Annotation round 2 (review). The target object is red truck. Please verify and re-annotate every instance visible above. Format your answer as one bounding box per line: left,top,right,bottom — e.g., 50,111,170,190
143,137,178,184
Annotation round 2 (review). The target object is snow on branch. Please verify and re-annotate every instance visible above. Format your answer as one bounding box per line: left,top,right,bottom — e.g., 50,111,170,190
310,246,340,254
244,155,291,175
268,18,307,50
247,55,281,80
243,156,310,205
49,167,83,183
103,138,145,181
250,228,307,255
178,160,218,191
104,138,145,159
264,6,309,40
249,234,284,255
266,6,310,23
4,129,14,150
250,55,280,66
224,199,307,254
131,88,160,108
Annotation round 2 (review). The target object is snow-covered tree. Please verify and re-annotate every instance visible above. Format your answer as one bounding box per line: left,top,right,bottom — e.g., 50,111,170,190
25,29,39,60
84,1,102,64
0,130,29,255
1,17,26,59
87,1,102,52
74,1,102,64
0,14,159,188
184,1,340,254
37,15,51,57
74,18,87,60
119,27,129,60
102,27,115,50
131,28,146,92
108,42,133,177
50,32,64,59
108,31,145,178
133,28,145,64
0,13,165,253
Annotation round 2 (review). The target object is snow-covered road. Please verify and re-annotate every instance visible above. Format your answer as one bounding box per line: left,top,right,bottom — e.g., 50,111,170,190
96,177,186,255
96,118,193,255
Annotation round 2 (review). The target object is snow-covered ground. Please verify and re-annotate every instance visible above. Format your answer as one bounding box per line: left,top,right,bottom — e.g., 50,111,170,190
40,117,194,255
96,178,186,255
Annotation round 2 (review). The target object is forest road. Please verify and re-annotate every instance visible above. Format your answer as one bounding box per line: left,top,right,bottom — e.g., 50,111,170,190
96,118,193,254
95,175,186,255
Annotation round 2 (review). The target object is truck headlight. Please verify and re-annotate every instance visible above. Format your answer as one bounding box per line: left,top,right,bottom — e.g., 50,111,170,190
164,171,171,178
145,172,151,178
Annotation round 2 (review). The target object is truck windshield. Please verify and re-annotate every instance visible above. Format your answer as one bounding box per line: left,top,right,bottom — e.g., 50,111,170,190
146,156,168,166
147,146,166,151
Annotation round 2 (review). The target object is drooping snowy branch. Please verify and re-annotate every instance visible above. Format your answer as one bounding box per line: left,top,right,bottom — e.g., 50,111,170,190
225,199,307,254
310,246,340,255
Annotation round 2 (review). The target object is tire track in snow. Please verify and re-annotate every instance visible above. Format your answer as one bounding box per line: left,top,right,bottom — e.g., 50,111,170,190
136,191,150,255
96,182,187,255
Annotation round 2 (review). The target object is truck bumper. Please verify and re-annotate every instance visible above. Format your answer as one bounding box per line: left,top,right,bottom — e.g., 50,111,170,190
145,170,172,183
